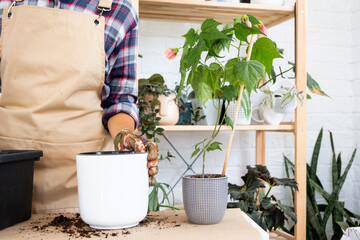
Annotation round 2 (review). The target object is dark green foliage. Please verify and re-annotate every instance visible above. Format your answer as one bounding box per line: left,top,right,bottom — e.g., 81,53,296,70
284,128,358,240
228,165,298,232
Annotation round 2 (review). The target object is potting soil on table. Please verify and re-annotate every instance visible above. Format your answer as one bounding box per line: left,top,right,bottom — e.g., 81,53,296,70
0,209,264,240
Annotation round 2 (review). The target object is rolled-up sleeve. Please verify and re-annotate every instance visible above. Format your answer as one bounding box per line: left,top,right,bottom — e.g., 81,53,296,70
101,3,139,131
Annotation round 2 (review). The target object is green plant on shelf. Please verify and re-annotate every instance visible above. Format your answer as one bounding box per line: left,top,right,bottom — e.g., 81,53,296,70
228,165,298,232
168,15,284,177
138,74,175,162
284,128,359,240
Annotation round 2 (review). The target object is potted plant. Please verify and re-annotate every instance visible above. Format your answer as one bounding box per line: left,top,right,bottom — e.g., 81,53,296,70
168,15,283,224
138,74,175,143
228,165,298,232
175,84,196,125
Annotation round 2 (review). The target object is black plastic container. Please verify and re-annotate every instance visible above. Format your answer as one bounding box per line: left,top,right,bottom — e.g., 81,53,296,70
0,150,42,230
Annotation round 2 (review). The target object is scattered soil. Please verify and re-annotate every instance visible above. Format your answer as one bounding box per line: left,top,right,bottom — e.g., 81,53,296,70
30,212,182,238
32,214,125,238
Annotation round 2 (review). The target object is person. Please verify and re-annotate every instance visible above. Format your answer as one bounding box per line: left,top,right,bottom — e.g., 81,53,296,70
0,0,159,213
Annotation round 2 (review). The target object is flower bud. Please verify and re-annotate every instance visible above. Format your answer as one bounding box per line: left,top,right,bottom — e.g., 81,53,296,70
165,48,179,60
241,15,252,28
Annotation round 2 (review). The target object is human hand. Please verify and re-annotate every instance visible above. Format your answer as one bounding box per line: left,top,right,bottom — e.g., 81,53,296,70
113,129,159,185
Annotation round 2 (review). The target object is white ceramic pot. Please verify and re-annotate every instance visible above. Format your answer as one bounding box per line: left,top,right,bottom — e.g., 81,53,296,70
274,95,297,113
251,0,284,5
76,151,148,229
252,105,286,125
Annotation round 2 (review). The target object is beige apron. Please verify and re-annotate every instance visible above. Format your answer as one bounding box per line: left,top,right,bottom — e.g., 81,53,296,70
0,0,114,213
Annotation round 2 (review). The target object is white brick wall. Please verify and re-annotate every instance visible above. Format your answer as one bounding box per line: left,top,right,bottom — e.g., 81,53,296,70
138,0,360,222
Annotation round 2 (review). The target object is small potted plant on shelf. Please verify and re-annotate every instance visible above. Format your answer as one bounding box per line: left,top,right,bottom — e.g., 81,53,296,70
167,15,283,224
175,84,196,125
138,74,177,143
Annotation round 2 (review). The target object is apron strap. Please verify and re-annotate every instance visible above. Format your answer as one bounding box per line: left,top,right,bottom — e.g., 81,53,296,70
98,0,112,10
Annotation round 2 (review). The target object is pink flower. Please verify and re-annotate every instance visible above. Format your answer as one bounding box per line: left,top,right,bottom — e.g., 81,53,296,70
241,15,252,28
257,22,267,35
165,48,179,60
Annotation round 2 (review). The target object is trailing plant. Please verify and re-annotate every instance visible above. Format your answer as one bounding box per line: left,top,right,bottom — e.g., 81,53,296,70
138,73,175,162
168,15,283,177
284,128,359,240
228,165,298,232
148,182,180,212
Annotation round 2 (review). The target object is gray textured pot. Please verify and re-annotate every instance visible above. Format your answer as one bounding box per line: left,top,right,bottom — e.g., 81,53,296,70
182,175,228,225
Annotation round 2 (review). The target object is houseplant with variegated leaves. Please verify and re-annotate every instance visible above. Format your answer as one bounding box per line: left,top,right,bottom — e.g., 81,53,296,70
166,15,284,225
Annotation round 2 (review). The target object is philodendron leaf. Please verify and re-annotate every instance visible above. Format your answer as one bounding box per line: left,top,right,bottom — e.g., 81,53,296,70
206,141,223,152
251,37,283,77
233,60,266,93
307,73,330,97
225,116,234,129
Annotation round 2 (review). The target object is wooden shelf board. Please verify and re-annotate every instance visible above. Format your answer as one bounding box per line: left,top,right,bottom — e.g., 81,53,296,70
160,122,294,132
139,0,294,27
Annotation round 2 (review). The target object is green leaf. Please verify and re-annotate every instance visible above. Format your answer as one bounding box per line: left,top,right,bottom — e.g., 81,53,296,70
201,18,222,32
182,28,199,47
247,14,261,26
310,128,323,180
200,30,231,45
191,147,201,159
233,60,266,93
273,177,298,190
177,43,190,98
148,185,159,212
278,201,297,223
322,146,357,228
187,39,208,69
208,63,223,92
224,58,239,84
221,85,237,102
190,65,213,105
206,141,223,152
251,38,283,77
335,221,350,232
307,73,330,97
225,116,234,129
240,90,251,120
234,22,264,42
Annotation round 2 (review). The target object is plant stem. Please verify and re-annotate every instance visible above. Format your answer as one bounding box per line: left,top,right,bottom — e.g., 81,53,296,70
259,67,294,88
214,57,224,68
201,98,223,177
265,184,273,198
237,41,242,59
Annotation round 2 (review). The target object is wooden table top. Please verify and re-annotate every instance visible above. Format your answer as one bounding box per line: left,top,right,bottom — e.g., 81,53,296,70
0,209,267,240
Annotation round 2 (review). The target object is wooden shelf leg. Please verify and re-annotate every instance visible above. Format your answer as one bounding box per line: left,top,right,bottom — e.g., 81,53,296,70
294,0,307,239
256,130,266,165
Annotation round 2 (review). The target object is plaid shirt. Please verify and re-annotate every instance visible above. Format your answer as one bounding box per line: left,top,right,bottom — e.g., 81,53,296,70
0,0,139,130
